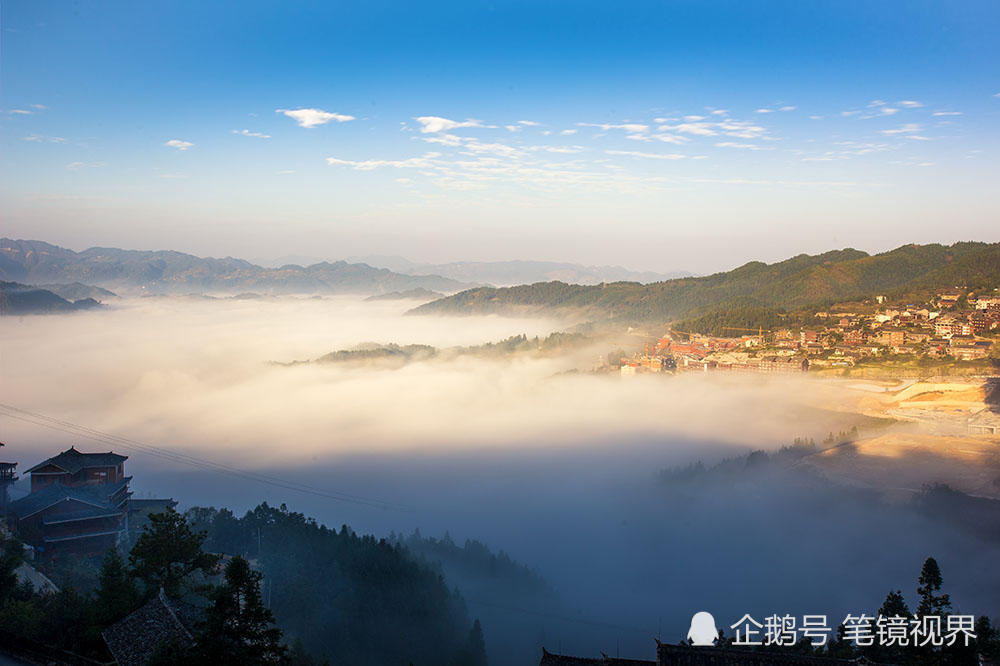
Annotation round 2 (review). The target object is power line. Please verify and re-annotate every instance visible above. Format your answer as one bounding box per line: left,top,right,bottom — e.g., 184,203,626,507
0,402,405,511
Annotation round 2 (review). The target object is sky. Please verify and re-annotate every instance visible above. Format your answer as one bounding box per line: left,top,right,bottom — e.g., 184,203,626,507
2,0,999,274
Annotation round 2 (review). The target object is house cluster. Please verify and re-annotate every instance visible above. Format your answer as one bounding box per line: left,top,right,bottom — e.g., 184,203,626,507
617,288,998,376
1,445,176,557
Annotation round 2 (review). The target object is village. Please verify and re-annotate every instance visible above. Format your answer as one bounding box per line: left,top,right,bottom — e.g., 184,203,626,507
614,288,1000,377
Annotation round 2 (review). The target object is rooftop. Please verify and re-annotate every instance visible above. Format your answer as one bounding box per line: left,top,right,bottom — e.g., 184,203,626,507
26,446,127,475
8,476,131,520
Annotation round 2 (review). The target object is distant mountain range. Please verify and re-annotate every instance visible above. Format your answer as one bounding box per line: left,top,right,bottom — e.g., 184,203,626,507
0,239,473,295
0,281,104,315
344,255,693,286
411,242,1000,324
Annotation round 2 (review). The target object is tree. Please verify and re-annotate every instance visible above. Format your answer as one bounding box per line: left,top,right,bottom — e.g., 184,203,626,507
196,556,287,664
916,557,951,618
0,536,24,602
129,507,219,598
451,619,488,666
878,589,911,619
95,548,140,624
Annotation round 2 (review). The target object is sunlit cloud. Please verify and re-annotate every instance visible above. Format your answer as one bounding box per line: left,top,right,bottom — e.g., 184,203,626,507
164,139,194,150
415,116,486,133
605,150,685,160
932,111,962,116
880,124,922,135
277,108,355,128
898,100,923,108
326,153,441,170
233,129,271,139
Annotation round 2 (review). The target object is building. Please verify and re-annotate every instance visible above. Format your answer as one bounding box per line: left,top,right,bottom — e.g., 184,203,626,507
26,446,128,492
102,588,204,666
0,442,17,519
8,447,132,555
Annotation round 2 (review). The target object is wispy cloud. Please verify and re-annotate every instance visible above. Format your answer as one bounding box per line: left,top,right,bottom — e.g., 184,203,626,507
715,142,762,150
932,111,962,116
66,161,106,170
164,139,194,151
415,116,486,133
233,129,271,139
898,100,923,108
9,109,33,115
577,122,650,133
605,150,685,160
880,123,922,135
277,108,355,128
326,153,440,170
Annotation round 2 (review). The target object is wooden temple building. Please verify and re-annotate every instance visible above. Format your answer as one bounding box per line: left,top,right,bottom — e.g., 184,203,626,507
6,446,132,554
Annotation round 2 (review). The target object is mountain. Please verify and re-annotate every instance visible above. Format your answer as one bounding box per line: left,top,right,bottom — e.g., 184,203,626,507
0,239,473,296
410,242,1000,324
347,256,693,286
0,281,104,315
364,287,444,302
37,282,118,301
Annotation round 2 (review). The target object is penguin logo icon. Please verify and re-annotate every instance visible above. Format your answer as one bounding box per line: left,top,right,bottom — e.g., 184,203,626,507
687,611,718,646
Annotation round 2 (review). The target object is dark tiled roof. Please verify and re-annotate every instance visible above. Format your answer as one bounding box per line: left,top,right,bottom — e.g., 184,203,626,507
129,498,178,509
26,446,127,474
540,648,654,665
8,477,131,519
102,589,196,666
656,643,887,665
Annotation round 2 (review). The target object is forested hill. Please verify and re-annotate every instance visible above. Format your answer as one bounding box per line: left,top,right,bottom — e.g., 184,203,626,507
409,242,1000,324
0,238,473,295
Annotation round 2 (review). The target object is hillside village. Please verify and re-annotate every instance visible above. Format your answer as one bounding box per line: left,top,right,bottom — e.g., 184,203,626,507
617,287,1000,377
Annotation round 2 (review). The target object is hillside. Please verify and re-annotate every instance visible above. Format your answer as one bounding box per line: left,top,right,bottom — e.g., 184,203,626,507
0,239,473,296
348,256,693,286
0,281,104,315
411,242,1000,324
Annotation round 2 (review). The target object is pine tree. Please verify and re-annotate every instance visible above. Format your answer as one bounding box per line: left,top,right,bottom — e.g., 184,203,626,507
451,618,488,666
129,507,219,598
197,556,287,664
878,589,911,619
916,557,951,617
95,549,140,625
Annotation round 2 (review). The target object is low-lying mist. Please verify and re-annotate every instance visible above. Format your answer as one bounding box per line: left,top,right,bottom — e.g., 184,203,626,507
2,296,998,664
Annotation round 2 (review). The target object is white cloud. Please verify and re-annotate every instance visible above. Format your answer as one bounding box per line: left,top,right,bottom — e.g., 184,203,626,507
898,100,923,108
577,122,650,133
326,153,440,171
755,108,773,114
650,133,689,144
276,108,355,128
164,139,194,150
233,129,271,139
529,145,585,154
66,161,106,170
880,123,921,135
560,129,578,135
932,111,962,116
907,135,931,141
779,105,797,112
415,116,485,133
517,120,540,126
715,142,762,150
9,109,32,115
31,104,47,110
605,150,685,160
504,125,521,132
880,107,899,115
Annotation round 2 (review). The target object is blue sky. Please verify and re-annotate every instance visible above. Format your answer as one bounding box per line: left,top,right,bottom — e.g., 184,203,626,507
2,1,999,272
